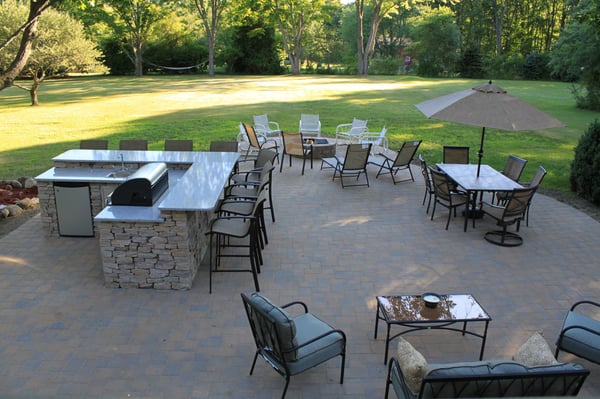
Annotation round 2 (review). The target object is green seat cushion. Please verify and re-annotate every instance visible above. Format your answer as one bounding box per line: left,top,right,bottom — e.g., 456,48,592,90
249,293,298,361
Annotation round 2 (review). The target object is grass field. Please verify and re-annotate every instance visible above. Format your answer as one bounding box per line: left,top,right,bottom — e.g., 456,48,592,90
1,74,599,191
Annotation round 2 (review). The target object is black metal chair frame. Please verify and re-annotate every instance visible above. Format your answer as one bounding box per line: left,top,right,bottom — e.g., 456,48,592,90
429,167,468,230
241,293,346,399
555,300,600,365
369,140,422,184
418,154,435,214
479,185,537,247
443,145,470,164
321,143,372,188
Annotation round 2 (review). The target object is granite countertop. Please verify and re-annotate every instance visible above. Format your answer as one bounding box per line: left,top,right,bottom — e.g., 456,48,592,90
37,150,240,221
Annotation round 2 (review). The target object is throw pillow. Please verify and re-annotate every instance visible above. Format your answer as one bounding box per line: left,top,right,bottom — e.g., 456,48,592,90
513,331,558,366
396,337,428,394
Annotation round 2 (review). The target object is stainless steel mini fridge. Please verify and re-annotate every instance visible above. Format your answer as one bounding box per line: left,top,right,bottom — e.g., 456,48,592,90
54,182,94,237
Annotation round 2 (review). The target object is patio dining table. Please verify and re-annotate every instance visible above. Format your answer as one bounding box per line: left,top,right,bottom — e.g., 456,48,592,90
436,163,523,232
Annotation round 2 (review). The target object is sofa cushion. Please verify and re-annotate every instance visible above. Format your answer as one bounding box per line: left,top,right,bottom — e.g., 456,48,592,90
396,337,428,394
513,331,558,366
249,293,298,361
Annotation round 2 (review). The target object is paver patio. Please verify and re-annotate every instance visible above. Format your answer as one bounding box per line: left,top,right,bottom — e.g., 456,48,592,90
1,158,599,398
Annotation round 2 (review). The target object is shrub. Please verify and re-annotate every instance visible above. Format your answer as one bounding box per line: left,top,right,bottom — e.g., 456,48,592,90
522,52,550,80
483,53,524,80
458,47,483,78
368,56,404,75
570,119,600,205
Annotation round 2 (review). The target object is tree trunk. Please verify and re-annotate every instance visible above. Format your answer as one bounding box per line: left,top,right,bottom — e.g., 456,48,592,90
29,69,44,106
207,35,215,76
0,12,39,90
134,44,143,77
356,0,366,75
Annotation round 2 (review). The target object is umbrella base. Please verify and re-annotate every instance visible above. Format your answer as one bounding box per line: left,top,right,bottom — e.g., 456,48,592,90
484,230,523,247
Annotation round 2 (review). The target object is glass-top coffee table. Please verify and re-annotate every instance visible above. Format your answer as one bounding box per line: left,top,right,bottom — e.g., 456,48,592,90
374,294,492,364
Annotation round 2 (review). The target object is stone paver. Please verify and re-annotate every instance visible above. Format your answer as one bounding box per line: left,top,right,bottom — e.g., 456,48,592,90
1,157,599,398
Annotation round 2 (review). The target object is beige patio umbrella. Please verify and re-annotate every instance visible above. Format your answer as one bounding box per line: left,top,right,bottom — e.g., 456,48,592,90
415,81,565,176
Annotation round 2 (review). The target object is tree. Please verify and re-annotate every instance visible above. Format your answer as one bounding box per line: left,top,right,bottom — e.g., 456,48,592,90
98,0,166,77
355,0,397,75
193,0,227,76
550,0,600,110
0,0,58,91
0,1,104,105
409,7,461,77
273,0,327,75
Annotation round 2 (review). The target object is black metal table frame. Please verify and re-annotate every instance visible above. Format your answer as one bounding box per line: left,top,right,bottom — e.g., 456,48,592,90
374,296,491,364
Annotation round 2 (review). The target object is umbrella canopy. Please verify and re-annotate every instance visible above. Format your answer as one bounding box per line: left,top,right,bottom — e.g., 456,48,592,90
415,81,565,176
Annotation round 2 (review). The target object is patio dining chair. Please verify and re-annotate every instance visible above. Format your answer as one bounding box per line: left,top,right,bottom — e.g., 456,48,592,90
241,292,346,399
418,154,435,214
164,139,193,151
119,139,148,151
555,300,600,366
321,143,372,187
238,122,279,162
429,167,469,230
368,140,421,184
279,131,312,175
253,114,281,139
80,139,108,150
443,145,469,164
335,117,367,144
478,185,537,246
299,113,321,137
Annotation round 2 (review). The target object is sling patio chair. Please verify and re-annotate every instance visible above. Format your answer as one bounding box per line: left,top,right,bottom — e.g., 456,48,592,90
368,140,421,184
164,139,193,151
119,139,148,151
205,190,268,293
241,292,346,399
478,185,537,246
494,154,529,204
238,122,279,162
443,145,469,164
80,139,108,150
279,131,312,175
335,117,368,144
556,300,600,366
321,143,372,188
429,167,469,230
253,114,282,139
418,154,435,214
357,126,388,152
299,113,321,137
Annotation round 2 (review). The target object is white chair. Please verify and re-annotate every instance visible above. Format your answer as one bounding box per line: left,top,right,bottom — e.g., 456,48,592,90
335,118,368,144
358,126,388,152
299,113,321,137
253,114,281,139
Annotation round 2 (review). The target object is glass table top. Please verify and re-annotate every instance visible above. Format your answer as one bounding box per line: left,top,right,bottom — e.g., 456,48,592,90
377,294,491,322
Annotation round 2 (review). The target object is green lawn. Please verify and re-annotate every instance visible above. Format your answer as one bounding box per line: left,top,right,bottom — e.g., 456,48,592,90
1,75,598,192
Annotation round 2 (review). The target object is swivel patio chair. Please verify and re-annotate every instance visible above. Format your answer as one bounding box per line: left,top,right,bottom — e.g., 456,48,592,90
443,145,469,164
368,140,421,184
478,185,537,246
494,155,528,203
241,292,346,399
556,300,600,365
119,139,148,151
321,143,372,188
279,131,312,175
80,139,108,150
253,114,282,139
429,167,469,230
164,139,193,151
418,154,435,214
299,113,321,137
335,117,367,144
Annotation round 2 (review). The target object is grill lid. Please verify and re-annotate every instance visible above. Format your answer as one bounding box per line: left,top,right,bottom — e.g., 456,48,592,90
109,162,169,206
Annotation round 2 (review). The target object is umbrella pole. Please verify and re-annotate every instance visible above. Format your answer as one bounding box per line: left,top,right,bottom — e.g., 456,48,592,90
477,127,485,177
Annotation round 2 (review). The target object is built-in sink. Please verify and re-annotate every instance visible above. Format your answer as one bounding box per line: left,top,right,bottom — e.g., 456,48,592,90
106,169,134,178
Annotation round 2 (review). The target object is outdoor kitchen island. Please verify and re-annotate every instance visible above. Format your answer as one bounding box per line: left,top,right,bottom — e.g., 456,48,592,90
36,150,239,290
